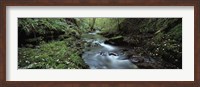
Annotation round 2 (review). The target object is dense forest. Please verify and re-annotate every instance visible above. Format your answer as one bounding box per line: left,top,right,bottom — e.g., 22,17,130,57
18,18,182,69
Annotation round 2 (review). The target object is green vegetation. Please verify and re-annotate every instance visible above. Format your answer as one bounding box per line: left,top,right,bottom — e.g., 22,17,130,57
18,18,89,69
18,18,68,34
101,18,182,68
95,18,124,35
18,41,87,69
18,18,182,69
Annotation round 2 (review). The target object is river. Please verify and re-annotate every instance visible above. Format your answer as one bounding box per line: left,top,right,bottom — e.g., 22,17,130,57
82,30,138,69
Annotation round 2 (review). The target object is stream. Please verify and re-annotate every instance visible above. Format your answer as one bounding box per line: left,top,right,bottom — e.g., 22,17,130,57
82,30,138,69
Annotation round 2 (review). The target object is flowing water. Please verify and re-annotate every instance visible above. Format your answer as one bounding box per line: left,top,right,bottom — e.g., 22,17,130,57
82,31,138,69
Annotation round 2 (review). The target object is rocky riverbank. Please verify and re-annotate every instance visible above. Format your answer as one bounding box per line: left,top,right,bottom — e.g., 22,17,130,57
100,18,182,69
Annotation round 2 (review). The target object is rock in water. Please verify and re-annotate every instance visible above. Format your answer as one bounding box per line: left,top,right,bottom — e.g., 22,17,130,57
108,52,118,56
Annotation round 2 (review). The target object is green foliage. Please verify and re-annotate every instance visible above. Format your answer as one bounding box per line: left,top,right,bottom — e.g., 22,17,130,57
75,18,92,32
92,18,124,37
18,18,68,35
74,18,124,33
168,23,182,42
18,41,88,69
18,18,90,69
101,18,182,68
18,18,182,69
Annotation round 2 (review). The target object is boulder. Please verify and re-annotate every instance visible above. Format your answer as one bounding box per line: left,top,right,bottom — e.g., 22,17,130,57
104,36,126,45
129,55,144,63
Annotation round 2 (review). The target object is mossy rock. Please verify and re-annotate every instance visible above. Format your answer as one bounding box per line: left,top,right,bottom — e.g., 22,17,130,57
104,36,125,45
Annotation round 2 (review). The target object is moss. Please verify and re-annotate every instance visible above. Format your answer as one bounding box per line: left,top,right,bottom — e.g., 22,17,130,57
18,18,68,35
18,41,88,69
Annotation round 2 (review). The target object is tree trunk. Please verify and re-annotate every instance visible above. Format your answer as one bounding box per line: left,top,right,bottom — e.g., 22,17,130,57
65,18,79,27
117,19,120,30
90,18,96,31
